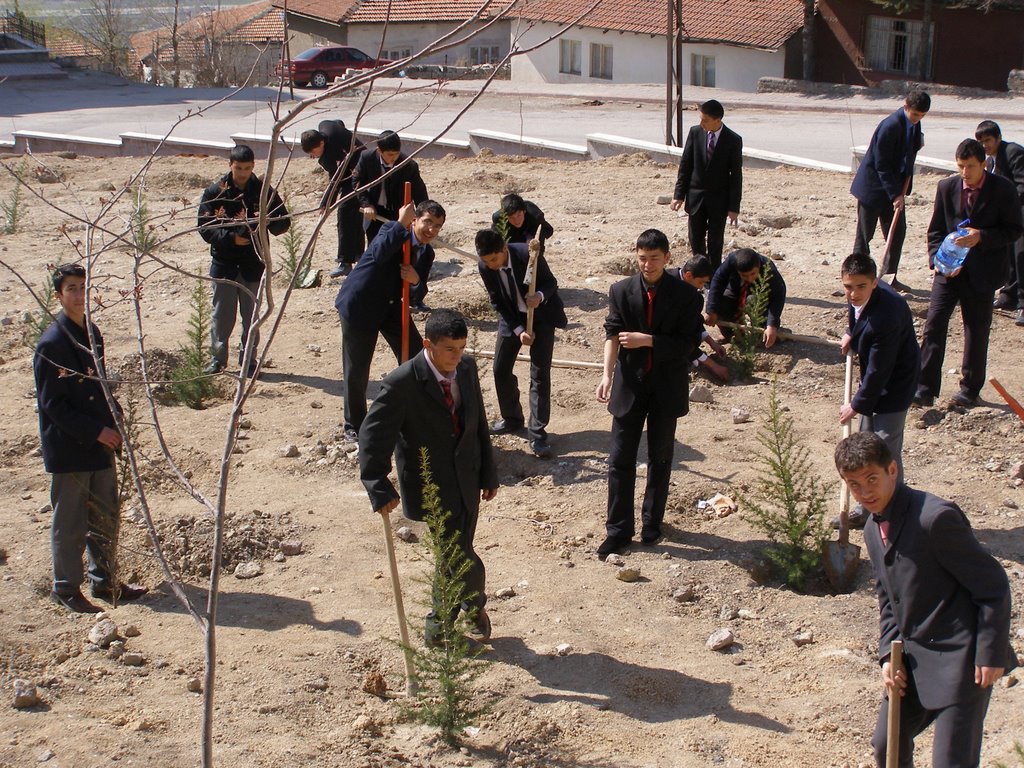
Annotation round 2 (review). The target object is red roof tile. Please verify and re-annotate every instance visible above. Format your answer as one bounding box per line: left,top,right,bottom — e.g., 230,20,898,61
271,0,361,23
131,0,283,61
346,0,515,23
518,0,804,48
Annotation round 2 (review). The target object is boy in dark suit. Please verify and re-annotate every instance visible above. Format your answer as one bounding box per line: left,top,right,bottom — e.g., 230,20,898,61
976,120,1024,320
34,264,147,613
705,248,787,348
669,99,742,270
676,255,729,382
850,90,930,292
915,138,1023,408
353,129,428,245
359,309,498,642
335,200,443,442
839,253,920,528
197,144,290,376
491,193,554,255
475,228,567,458
834,432,1017,768
595,229,704,559
301,119,365,278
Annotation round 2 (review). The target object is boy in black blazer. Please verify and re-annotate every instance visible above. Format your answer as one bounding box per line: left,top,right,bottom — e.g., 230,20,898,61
705,248,787,348
595,229,704,559
669,99,743,270
834,432,1016,768
839,253,920,496
976,120,1024,318
354,130,428,245
34,264,146,613
916,138,1023,408
475,228,567,458
359,309,498,642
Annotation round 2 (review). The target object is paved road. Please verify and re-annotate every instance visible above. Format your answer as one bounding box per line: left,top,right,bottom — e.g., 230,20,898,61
3,70,1023,169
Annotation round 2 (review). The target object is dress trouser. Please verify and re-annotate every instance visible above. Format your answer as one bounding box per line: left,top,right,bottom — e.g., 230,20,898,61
340,310,422,433
606,388,678,541
871,673,991,768
50,467,118,595
855,201,907,276
918,274,993,399
210,273,260,368
996,210,1024,307
859,410,908,485
424,494,487,638
336,193,365,265
492,322,556,441
687,202,727,271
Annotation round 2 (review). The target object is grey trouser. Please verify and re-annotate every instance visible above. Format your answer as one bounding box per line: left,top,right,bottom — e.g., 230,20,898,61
859,410,908,485
211,278,260,368
50,468,118,595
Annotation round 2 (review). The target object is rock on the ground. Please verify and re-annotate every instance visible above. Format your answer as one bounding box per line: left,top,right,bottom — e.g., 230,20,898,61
107,640,125,659
238,416,252,430
689,385,714,404
234,561,263,579
706,628,735,651
351,713,380,734
303,677,328,692
279,539,303,556
604,553,626,566
279,444,299,458
122,624,141,638
361,672,387,697
1001,674,1018,689
792,631,814,647
186,677,202,693
13,679,39,708
495,586,516,599
395,526,416,543
88,618,119,648
555,643,573,656
616,567,641,583
719,605,738,620
671,585,696,602
37,748,55,762
122,652,145,666
731,407,752,424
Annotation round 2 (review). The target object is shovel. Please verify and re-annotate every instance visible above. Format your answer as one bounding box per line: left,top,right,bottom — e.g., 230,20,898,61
823,353,862,592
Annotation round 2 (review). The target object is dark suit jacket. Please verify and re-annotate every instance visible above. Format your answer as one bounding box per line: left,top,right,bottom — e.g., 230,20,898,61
478,243,567,337
359,351,497,522
353,150,428,220
34,313,119,474
926,172,1023,295
604,272,704,419
672,123,742,216
315,119,364,208
865,484,1017,710
848,281,920,415
706,251,787,328
850,107,924,209
335,220,433,331
992,139,1024,206
490,201,554,244
197,171,290,281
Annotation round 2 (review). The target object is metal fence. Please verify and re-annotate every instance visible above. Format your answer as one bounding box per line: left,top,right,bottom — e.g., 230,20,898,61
0,11,46,47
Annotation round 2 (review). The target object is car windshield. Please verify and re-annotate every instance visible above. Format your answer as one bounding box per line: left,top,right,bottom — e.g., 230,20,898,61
294,48,323,61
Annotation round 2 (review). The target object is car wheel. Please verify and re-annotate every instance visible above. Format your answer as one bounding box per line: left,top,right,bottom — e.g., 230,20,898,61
310,71,328,88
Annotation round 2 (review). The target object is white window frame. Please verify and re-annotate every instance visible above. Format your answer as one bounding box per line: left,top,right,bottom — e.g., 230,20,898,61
690,53,715,87
469,44,500,66
559,39,581,75
589,42,612,80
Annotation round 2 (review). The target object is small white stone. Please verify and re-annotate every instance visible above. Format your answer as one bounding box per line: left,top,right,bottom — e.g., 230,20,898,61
234,561,263,579
87,618,119,648
616,567,641,583
395,526,416,542
555,643,573,656
604,553,626,566
792,631,814,647
13,679,39,708
280,444,299,458
495,587,516,599
706,628,735,651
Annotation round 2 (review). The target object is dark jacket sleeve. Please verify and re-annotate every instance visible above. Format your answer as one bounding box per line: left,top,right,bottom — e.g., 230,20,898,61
353,152,379,210
358,371,406,512
705,257,732,316
525,201,553,240
534,253,558,303
1002,142,1024,204
852,323,899,415
727,129,743,213
265,184,291,236
926,181,949,265
876,573,901,664
673,128,696,201
198,183,241,251
765,265,786,327
479,264,519,333
411,244,433,304
876,115,908,203
471,359,498,492
409,160,428,204
34,326,107,447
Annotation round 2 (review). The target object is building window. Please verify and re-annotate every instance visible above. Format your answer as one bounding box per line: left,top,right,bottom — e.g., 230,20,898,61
469,45,500,65
690,53,715,87
865,16,933,76
384,48,412,60
559,39,581,75
590,43,612,79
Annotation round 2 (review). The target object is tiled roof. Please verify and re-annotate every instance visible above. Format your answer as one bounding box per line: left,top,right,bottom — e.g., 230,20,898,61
346,0,516,23
517,0,805,48
48,33,101,59
131,1,283,61
271,0,361,23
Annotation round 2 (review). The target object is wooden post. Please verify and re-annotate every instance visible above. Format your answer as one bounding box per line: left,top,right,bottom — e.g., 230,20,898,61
886,640,904,768
400,181,412,363
525,239,540,337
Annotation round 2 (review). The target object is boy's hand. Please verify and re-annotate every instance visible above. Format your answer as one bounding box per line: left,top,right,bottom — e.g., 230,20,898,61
728,211,738,225
398,203,416,228
233,233,251,246
519,331,534,346
704,311,718,327
976,666,1004,688
525,293,541,309
481,487,498,501
669,199,684,211
881,660,907,696
596,375,613,403
361,206,377,220
840,333,852,356
763,326,778,348
839,403,857,425
375,498,399,516
399,263,420,285
97,427,123,450
618,331,652,349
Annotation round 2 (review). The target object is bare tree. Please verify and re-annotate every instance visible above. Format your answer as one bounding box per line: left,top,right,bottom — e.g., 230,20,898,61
72,0,137,76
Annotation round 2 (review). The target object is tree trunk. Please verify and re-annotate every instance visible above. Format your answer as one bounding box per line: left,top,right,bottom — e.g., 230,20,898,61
802,0,815,81
916,0,932,81
171,0,180,88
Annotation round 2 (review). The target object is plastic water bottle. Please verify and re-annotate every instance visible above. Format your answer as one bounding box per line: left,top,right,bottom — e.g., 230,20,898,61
934,218,970,275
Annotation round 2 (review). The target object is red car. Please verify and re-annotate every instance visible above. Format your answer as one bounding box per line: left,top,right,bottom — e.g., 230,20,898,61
277,46,392,88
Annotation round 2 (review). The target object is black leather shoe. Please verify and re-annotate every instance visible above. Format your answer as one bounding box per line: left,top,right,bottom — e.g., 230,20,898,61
950,391,978,408
410,302,431,313
203,360,224,375
597,536,628,561
91,584,148,603
912,391,934,408
889,277,911,293
468,607,491,642
329,262,352,278
640,529,663,545
994,295,1017,310
490,419,525,435
51,590,102,613
530,439,553,459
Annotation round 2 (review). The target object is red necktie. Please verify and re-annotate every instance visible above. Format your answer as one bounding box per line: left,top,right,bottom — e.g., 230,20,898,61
963,187,977,216
439,379,461,438
879,519,890,547
737,282,749,318
644,286,655,373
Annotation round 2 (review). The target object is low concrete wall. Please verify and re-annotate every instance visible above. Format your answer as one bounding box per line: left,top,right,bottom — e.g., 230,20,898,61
13,130,122,157
851,145,956,175
468,129,588,161
119,132,236,158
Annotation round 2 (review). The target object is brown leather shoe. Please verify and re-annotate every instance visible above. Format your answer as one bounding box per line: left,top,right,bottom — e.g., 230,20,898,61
468,607,491,642
51,590,102,614
91,584,149,603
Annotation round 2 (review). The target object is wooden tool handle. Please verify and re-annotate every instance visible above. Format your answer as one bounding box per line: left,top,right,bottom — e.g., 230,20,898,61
838,353,854,546
886,640,903,768
400,181,413,363
525,239,540,337
380,512,417,696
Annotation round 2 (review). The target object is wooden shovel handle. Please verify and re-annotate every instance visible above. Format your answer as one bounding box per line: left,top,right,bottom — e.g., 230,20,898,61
525,240,540,337
838,354,854,546
400,181,413,363
886,640,904,768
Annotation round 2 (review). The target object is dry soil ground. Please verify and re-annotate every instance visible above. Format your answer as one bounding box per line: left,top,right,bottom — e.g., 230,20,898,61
0,150,1021,767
